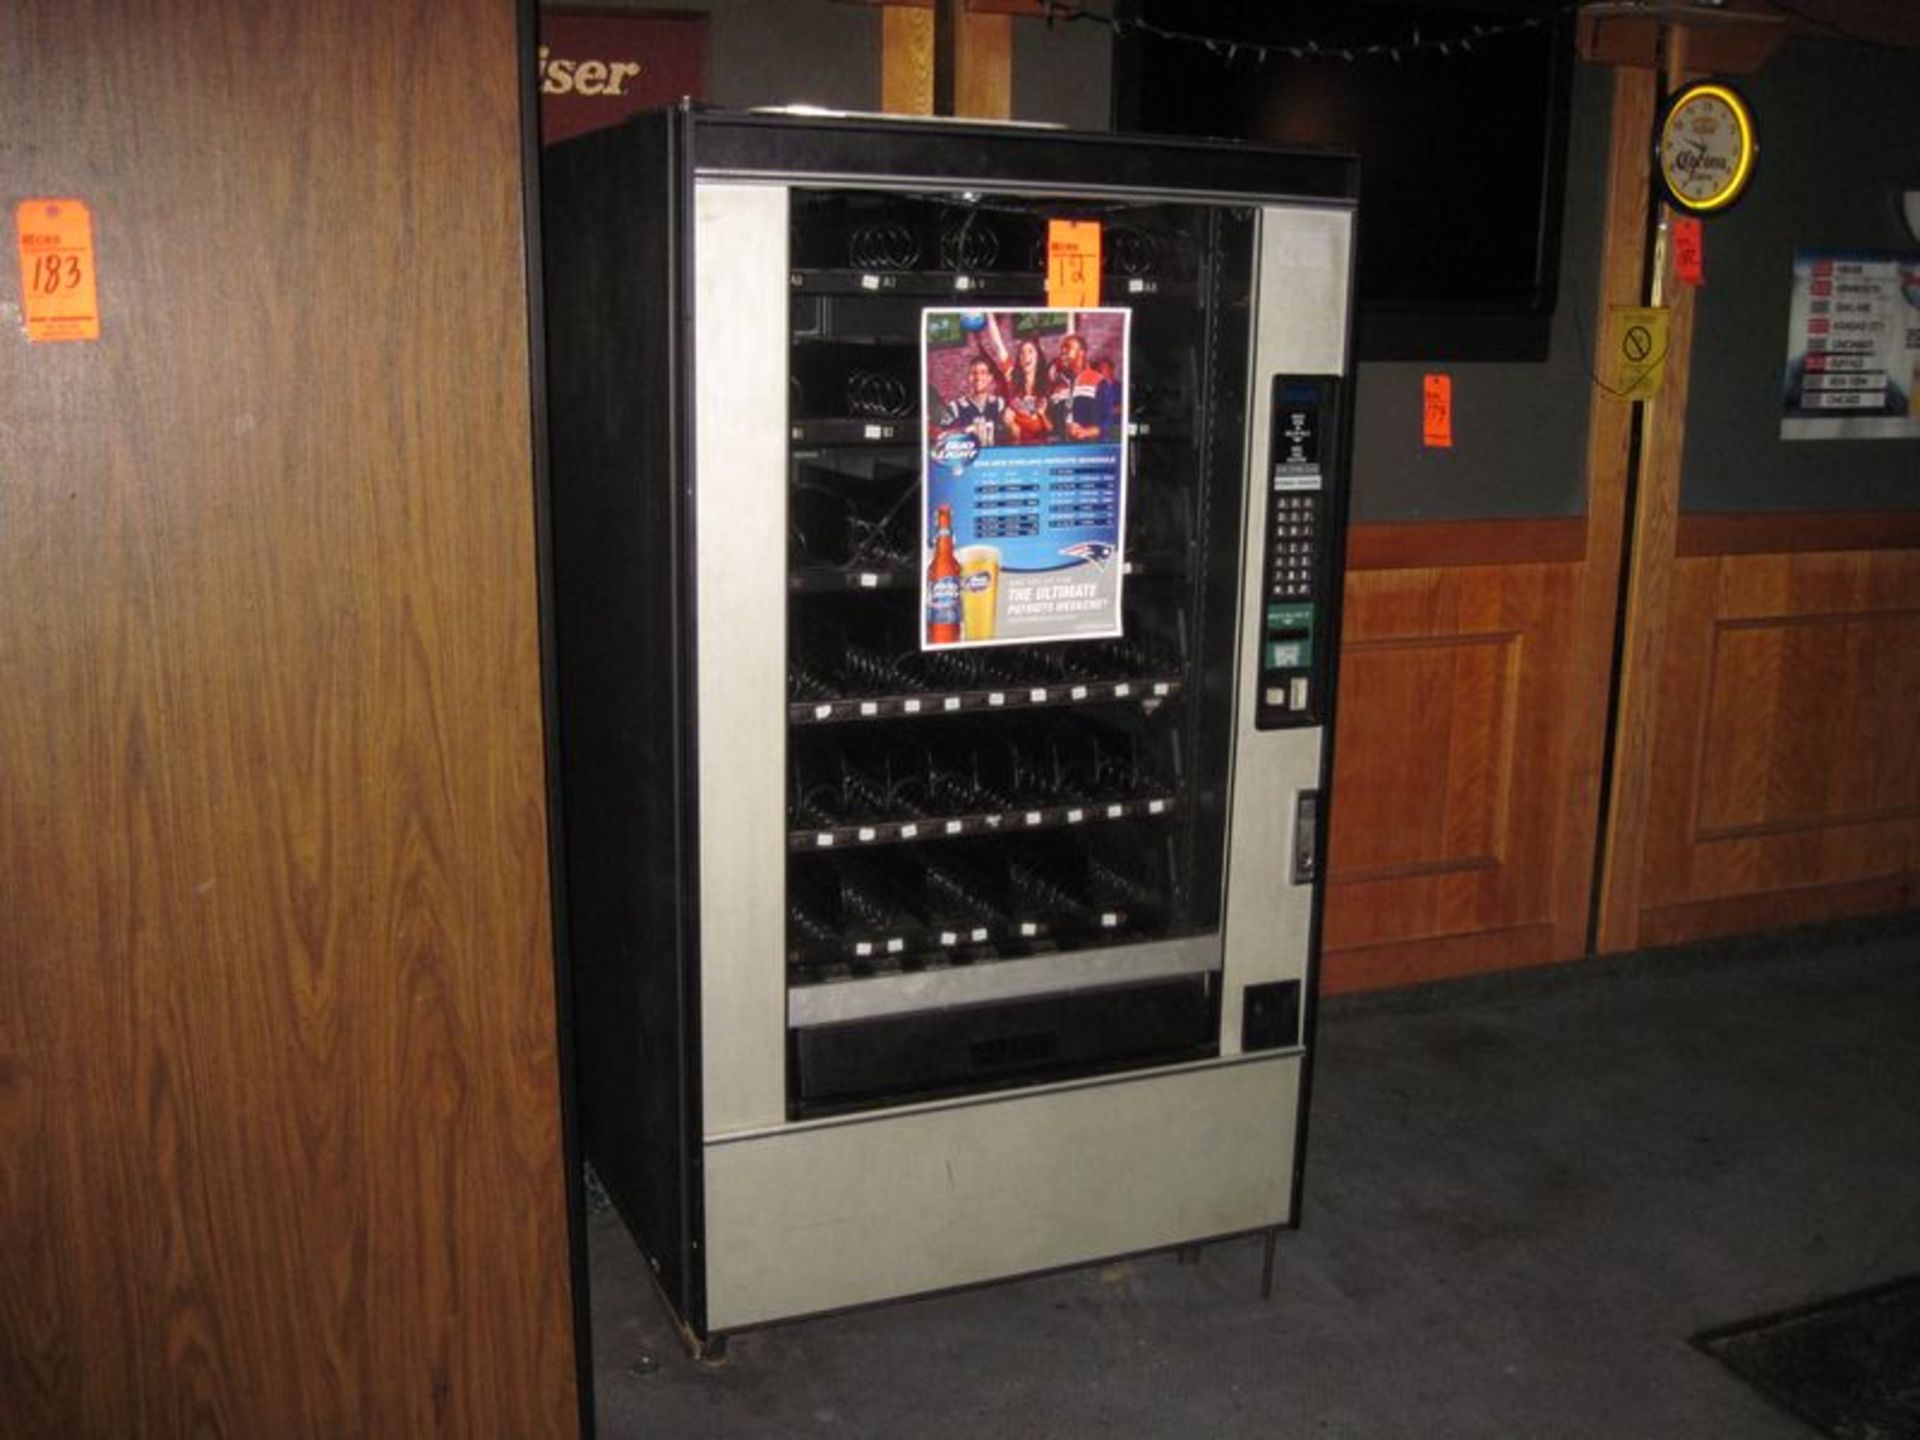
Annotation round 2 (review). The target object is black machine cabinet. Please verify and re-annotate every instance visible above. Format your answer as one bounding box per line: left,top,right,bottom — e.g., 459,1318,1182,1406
543,106,1357,1342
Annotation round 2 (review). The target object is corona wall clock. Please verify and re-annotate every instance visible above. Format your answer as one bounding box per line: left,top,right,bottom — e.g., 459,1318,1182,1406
1657,80,1758,214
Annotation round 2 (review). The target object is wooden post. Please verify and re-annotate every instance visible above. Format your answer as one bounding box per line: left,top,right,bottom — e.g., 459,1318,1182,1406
1594,25,1704,952
879,0,1013,119
1552,62,1658,962
953,6,1014,118
881,5,935,114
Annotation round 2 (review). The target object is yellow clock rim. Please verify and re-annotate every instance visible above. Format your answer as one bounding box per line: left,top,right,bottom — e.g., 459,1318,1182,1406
1660,81,1756,213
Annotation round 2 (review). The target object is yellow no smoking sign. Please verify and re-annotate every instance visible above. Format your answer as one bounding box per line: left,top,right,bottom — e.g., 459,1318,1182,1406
1605,306,1670,401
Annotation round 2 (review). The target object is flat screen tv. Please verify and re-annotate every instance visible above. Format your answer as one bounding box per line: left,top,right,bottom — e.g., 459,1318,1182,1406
1114,0,1575,362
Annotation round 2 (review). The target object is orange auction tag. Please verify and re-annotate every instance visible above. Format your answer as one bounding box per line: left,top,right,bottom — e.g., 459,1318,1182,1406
1672,217,1704,287
1046,220,1101,308
1422,373,1453,448
16,199,100,342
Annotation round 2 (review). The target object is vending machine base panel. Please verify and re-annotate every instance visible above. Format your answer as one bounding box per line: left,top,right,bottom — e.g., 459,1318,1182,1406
702,1050,1301,1332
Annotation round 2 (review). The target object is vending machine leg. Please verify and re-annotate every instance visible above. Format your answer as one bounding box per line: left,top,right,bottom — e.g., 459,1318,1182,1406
1260,1229,1281,1301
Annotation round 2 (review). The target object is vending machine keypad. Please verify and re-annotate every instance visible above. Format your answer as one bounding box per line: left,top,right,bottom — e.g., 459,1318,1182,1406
1255,376,1342,729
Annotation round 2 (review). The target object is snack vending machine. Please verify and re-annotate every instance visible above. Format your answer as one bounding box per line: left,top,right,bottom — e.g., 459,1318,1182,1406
542,107,1356,1348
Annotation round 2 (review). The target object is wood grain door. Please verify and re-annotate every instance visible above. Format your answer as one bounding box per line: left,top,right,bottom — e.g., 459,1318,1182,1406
1606,518,1920,948
0,2,578,1434
1322,523,1599,992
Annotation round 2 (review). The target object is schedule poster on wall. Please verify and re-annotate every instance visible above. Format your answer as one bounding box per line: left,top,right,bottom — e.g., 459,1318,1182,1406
920,309,1130,650
1780,249,1920,440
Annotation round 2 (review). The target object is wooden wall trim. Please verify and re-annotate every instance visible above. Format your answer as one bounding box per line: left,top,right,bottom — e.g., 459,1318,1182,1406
1677,509,1920,556
1321,924,1565,996
1577,9,1787,73
1639,876,1919,950
1345,518,1587,571
845,0,1079,12
1696,803,1920,845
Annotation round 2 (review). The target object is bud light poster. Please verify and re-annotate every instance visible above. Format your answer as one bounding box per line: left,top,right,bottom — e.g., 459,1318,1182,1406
920,308,1130,650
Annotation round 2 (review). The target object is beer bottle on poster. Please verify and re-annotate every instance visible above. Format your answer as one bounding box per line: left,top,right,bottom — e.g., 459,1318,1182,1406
926,503,962,645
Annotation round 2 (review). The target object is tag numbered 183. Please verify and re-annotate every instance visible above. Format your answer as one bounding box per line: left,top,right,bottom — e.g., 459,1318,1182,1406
16,198,101,342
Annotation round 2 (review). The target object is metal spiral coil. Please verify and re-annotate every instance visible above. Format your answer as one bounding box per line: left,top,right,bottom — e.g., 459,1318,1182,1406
848,222,920,271
1105,227,1165,277
846,368,912,418
939,222,1000,273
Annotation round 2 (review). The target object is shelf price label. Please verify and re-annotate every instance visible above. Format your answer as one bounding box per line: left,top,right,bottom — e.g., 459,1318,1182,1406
16,199,100,342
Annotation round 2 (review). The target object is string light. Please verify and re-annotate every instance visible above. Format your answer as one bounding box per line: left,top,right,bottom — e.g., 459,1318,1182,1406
1041,0,1914,61
1038,1,1573,66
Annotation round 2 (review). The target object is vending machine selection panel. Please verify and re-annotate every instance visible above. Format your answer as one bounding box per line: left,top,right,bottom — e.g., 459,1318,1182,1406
1255,376,1342,729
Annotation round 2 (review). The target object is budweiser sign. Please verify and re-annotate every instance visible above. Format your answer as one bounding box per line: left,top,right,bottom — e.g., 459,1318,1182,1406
539,9,710,146
539,46,644,97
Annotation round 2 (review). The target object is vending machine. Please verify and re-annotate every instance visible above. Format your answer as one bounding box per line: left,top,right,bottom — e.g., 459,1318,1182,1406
542,106,1356,1348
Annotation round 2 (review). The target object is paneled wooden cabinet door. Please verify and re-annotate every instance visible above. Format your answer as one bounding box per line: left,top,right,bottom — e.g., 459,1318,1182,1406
1613,523,1920,948
0,2,578,1435
1321,525,1597,992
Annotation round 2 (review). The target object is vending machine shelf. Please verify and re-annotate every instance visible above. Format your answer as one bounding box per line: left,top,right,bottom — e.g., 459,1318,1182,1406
790,267,1047,301
1126,419,1194,442
787,791,1177,853
787,914,1156,982
787,564,914,594
786,267,1205,305
786,828,1176,981
787,673,1182,726
789,418,919,446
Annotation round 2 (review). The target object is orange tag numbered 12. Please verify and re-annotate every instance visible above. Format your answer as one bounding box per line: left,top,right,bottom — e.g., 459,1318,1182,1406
17,198,101,342
1046,220,1101,309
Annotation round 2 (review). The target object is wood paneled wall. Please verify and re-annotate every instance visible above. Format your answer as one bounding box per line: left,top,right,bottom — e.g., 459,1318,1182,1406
1322,522,1596,992
1323,513,1920,988
0,2,578,1434
1623,520,1920,946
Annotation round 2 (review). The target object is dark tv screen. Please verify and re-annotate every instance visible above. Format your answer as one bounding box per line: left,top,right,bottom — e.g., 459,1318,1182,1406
1115,0,1574,361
